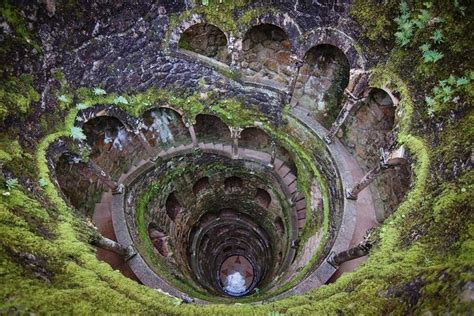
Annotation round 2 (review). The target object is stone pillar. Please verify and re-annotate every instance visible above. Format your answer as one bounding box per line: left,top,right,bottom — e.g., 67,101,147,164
328,229,374,267
185,118,198,148
90,232,136,260
346,163,384,200
324,69,370,144
269,140,277,168
346,146,408,200
230,127,243,159
229,37,242,70
287,57,304,106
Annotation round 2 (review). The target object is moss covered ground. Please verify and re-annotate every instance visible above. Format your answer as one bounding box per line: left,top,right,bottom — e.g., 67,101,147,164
1,0,473,314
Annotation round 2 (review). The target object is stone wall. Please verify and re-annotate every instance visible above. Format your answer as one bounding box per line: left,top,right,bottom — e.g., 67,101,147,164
241,24,293,89
293,45,350,128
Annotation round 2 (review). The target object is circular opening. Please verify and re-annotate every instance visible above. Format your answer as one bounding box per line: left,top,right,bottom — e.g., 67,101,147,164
219,255,255,296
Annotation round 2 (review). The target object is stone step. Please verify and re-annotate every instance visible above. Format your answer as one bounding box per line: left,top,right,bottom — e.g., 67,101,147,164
297,209,306,220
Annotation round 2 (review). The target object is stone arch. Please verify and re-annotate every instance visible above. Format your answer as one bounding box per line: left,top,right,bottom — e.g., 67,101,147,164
255,188,271,209
194,114,232,144
193,177,210,196
241,23,293,88
293,44,350,127
239,11,302,55
165,192,182,222
76,105,138,132
141,106,192,148
178,22,230,64
299,27,366,70
167,14,233,53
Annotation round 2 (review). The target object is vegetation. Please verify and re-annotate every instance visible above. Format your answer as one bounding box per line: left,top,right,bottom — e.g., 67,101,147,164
0,0,472,314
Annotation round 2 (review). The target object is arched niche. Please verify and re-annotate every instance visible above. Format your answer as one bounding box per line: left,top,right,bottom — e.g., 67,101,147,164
343,88,396,169
141,107,191,150
255,188,271,209
82,116,144,178
274,216,284,236
148,223,170,257
343,88,410,221
194,114,232,144
240,127,272,153
55,153,99,215
193,177,210,196
224,176,243,192
165,192,182,222
241,24,292,88
178,23,230,64
293,44,350,127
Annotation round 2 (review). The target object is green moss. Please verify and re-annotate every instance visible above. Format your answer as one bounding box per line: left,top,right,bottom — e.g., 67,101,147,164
0,74,40,122
0,1,39,50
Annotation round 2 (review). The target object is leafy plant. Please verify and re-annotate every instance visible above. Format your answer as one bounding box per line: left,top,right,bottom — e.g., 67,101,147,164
6,178,18,190
70,126,87,141
58,95,69,103
431,30,444,44
422,50,444,63
113,95,128,105
425,74,472,115
38,178,48,188
93,88,107,95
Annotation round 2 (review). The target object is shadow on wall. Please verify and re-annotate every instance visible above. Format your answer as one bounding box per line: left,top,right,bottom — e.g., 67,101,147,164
179,23,230,64
194,114,232,143
293,44,350,128
141,107,191,153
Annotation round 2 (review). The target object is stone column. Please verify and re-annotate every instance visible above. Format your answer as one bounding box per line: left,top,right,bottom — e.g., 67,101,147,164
346,146,408,200
324,69,370,144
230,127,243,159
328,229,374,267
287,57,304,105
346,163,384,200
269,140,277,168
90,232,136,260
229,37,242,70
185,117,198,148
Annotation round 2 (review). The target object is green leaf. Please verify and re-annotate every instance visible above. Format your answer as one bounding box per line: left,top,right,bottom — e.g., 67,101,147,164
93,88,107,95
70,126,87,141
447,75,456,86
6,178,18,190
425,96,436,106
456,77,469,86
58,95,69,103
430,30,444,44
38,178,48,188
113,95,129,105
422,50,444,63
419,43,431,52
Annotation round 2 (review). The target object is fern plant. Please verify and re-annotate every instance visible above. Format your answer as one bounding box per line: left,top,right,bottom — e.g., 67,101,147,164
70,126,87,141
6,178,18,190
422,50,444,63
93,87,107,95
